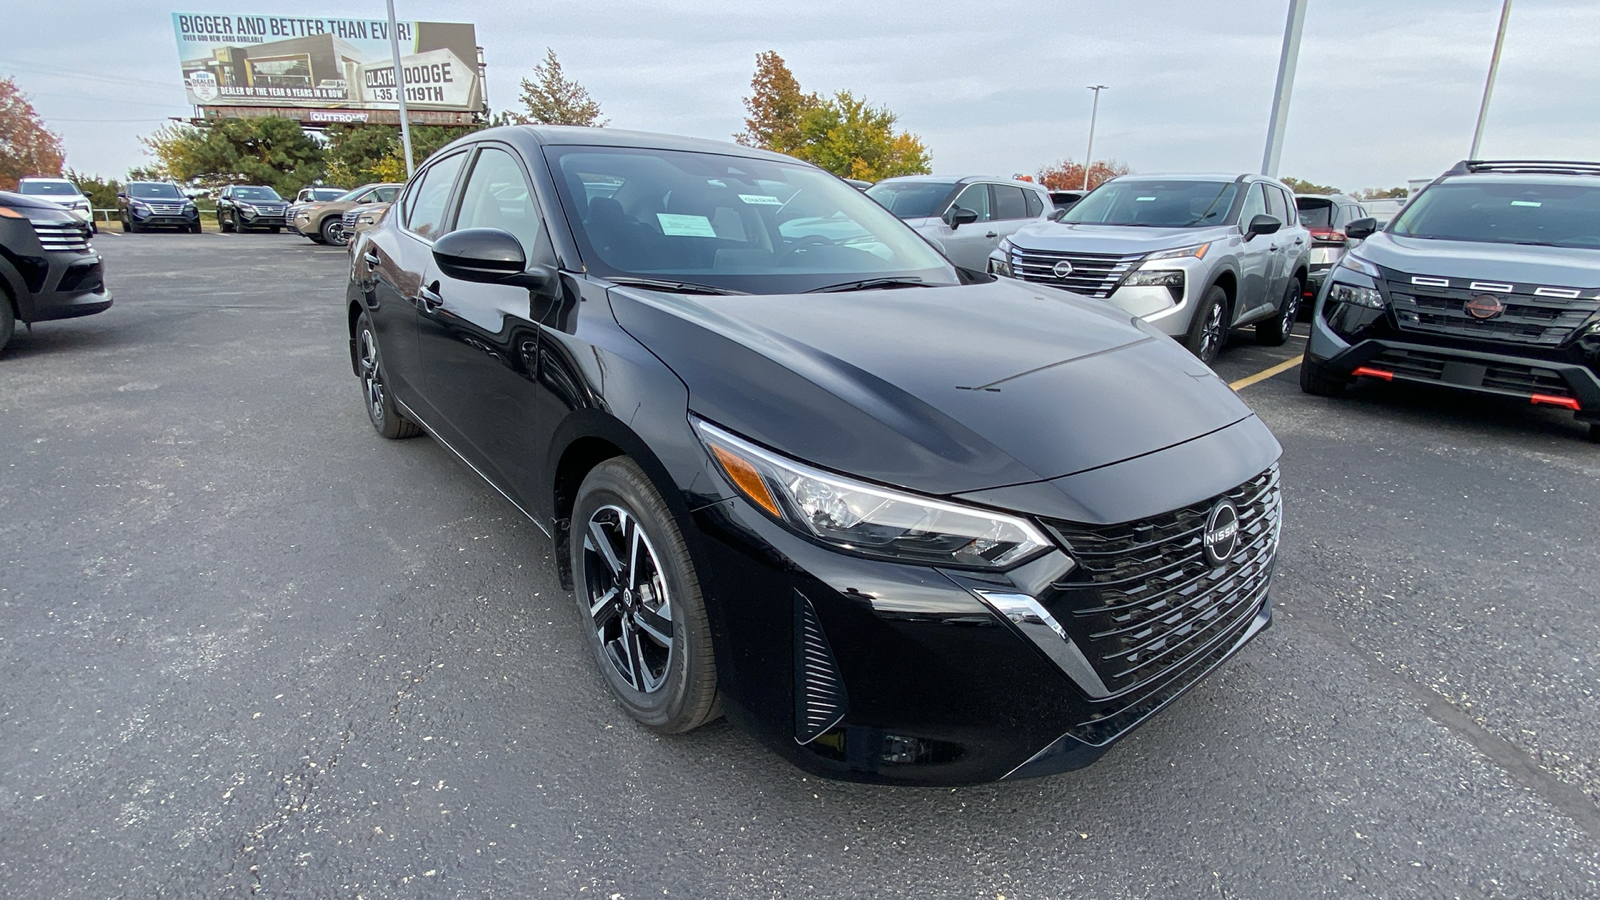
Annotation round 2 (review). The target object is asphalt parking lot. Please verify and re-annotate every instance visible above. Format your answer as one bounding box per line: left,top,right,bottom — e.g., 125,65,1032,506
3,232,1598,898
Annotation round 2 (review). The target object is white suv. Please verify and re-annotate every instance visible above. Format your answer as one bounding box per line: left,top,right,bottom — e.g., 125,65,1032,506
17,178,95,233
866,175,1053,270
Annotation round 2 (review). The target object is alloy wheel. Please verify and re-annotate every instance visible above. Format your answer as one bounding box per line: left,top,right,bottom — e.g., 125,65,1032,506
1199,301,1225,361
582,504,674,693
358,327,385,428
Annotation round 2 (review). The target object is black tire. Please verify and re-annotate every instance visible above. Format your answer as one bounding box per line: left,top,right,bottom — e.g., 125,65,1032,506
308,234,327,244
1299,346,1347,397
1256,277,1301,346
1185,285,1230,364
89,221,97,235
1588,424,1600,444
571,458,721,734
119,215,129,233
269,226,281,233
122,214,138,234
354,312,421,440
188,223,202,234
321,217,346,246
0,289,15,356
219,213,232,233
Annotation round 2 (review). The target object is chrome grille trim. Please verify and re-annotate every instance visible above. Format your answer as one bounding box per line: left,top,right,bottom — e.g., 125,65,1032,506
1008,247,1147,298
32,222,92,252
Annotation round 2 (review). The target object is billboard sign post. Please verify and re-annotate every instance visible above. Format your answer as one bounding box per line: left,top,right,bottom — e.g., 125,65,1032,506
172,12,483,126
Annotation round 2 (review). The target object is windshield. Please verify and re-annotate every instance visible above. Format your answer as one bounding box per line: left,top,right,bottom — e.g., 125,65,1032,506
1064,180,1239,227
865,180,957,219
308,188,344,201
1296,198,1334,228
233,187,282,201
129,183,184,200
1390,180,1600,249
548,146,956,294
19,181,79,197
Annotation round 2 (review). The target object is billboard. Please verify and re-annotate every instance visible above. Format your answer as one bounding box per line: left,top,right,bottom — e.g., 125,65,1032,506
173,13,484,122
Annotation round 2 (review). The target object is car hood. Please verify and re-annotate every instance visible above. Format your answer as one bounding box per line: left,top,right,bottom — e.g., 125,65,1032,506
609,278,1254,496
1006,221,1234,256
1355,232,1600,287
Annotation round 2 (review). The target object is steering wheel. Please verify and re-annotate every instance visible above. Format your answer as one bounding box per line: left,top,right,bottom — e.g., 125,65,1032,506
781,234,836,258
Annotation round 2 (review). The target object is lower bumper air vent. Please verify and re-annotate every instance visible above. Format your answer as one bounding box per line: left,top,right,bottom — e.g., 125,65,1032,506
794,592,848,744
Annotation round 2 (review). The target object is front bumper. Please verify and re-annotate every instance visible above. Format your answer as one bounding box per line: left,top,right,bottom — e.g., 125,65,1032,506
686,434,1279,785
129,208,199,228
17,252,112,324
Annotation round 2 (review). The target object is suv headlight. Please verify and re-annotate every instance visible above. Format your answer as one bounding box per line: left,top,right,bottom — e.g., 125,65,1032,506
1328,282,1384,309
130,200,150,211
1123,269,1184,288
695,419,1050,569
1144,242,1211,262
989,239,1015,277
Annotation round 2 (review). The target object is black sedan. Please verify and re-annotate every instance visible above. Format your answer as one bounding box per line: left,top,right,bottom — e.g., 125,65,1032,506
345,126,1283,785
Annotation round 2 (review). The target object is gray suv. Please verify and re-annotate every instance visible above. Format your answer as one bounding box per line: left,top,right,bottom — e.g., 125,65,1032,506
990,174,1312,363
867,175,1053,270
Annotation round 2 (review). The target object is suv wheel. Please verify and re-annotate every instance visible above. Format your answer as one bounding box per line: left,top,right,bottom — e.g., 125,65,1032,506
1186,285,1229,364
321,217,346,246
571,458,722,734
219,212,232,233
1589,424,1600,444
1255,278,1301,346
1299,346,1347,397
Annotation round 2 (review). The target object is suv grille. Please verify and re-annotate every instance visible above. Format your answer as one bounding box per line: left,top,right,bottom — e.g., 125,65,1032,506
1009,247,1145,298
33,221,92,252
1388,276,1600,347
1041,466,1280,695
142,201,188,216
341,209,362,228
1370,347,1574,398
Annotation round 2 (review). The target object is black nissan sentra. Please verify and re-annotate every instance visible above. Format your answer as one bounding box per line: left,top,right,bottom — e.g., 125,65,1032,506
346,126,1283,785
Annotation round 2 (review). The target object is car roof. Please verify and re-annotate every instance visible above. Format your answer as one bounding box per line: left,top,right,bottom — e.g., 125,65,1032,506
1110,173,1257,182
1294,193,1359,203
1440,171,1600,188
503,125,800,164
872,174,1043,188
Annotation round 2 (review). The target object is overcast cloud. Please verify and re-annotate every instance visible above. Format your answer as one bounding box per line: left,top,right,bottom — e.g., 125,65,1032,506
9,0,1599,192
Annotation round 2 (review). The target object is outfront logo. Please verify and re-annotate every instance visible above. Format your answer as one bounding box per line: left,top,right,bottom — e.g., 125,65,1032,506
1052,260,1074,279
1203,500,1240,566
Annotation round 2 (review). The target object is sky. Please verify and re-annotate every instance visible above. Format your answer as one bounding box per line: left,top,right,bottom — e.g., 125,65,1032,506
9,0,1600,193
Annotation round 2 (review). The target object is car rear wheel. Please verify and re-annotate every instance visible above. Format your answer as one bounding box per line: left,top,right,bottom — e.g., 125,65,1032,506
321,218,346,246
219,213,233,233
355,312,421,440
1185,285,1229,364
571,458,721,734
1299,347,1347,397
1255,278,1301,346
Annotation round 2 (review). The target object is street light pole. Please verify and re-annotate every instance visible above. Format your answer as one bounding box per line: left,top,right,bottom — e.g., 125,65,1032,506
386,0,415,178
1470,0,1513,160
1260,0,1308,177
1083,85,1108,191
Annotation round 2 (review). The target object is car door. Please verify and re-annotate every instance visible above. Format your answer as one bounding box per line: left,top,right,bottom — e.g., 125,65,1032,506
932,182,995,269
1234,183,1275,320
216,186,233,224
987,183,1034,253
1271,185,1307,295
414,144,557,509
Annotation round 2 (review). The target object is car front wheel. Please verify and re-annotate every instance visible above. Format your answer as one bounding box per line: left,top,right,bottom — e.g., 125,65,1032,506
1299,347,1347,397
571,458,721,734
1256,278,1301,346
321,218,346,246
1185,285,1229,364
355,312,420,440
0,291,15,355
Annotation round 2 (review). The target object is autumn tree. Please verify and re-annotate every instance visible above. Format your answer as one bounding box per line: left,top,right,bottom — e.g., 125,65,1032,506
139,117,324,194
736,51,817,154
1281,176,1338,195
736,53,931,180
509,49,607,127
0,76,65,191
1036,158,1129,191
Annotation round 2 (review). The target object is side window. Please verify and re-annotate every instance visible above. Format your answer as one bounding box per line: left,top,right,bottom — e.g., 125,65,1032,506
1024,189,1044,218
374,186,399,203
948,183,991,221
404,153,468,240
454,146,555,266
1277,188,1297,225
1239,184,1268,226
992,184,1028,220
1261,184,1283,221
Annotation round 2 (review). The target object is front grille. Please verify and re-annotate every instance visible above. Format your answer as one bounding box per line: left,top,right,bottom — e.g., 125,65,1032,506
1387,275,1600,347
1042,466,1280,695
32,221,92,252
1009,247,1146,298
1371,347,1573,398
342,209,362,228
142,202,188,216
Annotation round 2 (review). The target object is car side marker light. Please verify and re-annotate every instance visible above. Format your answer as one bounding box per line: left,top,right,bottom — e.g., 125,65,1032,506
709,445,784,517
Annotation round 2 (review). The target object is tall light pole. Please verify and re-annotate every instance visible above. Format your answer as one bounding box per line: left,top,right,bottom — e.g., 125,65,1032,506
1083,85,1108,191
386,0,415,178
1260,0,1308,178
1470,0,1514,160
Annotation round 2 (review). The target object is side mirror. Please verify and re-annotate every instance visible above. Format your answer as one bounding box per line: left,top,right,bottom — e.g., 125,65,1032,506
116,192,127,199
1245,214,1282,240
1048,208,1068,222
1345,217,1378,240
432,228,555,294
942,206,980,230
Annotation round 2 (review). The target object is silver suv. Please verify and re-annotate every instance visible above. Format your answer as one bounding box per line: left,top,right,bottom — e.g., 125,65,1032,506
990,174,1312,363
867,175,1053,270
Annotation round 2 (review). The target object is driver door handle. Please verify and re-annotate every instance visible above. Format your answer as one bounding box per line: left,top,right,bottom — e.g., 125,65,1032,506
985,231,998,238
418,283,444,312
363,252,381,267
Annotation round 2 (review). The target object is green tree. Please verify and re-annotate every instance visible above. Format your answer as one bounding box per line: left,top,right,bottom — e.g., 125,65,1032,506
66,170,122,212
324,123,483,187
508,49,607,127
1036,158,1130,191
1282,176,1339,195
789,92,930,180
138,117,324,194
736,51,817,154
1357,186,1408,200
0,76,65,191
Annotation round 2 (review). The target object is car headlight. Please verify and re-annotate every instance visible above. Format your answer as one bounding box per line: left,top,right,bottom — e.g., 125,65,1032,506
695,419,1050,569
237,203,256,214
988,239,1015,277
130,200,150,211
1144,242,1211,262
1328,282,1384,309
1123,269,1184,288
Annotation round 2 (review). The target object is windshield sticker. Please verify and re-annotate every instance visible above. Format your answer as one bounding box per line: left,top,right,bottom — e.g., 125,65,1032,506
1510,200,1542,207
656,213,718,237
739,194,784,206
1135,196,1157,202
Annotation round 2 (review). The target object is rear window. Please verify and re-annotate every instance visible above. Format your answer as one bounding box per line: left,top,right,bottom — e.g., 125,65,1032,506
1296,197,1334,228
1391,179,1600,249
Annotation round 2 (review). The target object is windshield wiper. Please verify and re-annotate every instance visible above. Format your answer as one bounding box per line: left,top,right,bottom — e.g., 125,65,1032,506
805,277,938,293
606,277,747,296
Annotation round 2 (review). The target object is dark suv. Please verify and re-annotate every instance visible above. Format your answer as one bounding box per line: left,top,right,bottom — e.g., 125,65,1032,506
216,185,290,233
1302,160,1600,442
117,182,200,233
0,190,111,354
